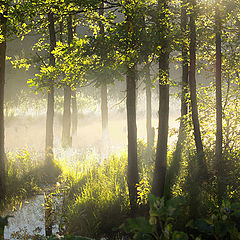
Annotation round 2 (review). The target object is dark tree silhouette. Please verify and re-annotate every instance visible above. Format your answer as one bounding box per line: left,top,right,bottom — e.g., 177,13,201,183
165,0,189,198
215,1,224,203
152,0,170,198
188,0,207,177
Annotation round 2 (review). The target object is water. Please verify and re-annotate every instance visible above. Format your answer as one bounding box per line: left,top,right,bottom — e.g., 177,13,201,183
4,194,63,240
4,195,45,239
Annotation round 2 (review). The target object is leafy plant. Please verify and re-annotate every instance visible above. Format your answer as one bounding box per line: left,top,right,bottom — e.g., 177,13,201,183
120,194,188,240
188,200,240,240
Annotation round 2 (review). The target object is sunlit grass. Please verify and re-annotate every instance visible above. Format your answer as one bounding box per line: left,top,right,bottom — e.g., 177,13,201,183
1,148,61,212
54,143,153,238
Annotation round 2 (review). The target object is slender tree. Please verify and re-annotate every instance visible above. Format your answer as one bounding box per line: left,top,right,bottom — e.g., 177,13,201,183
145,63,153,150
62,15,73,148
0,12,7,202
165,0,189,198
215,0,224,202
188,0,207,178
71,18,78,137
99,1,109,141
152,0,170,198
45,12,56,163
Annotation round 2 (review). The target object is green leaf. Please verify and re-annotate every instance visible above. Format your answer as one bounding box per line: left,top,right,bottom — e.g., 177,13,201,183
172,231,189,240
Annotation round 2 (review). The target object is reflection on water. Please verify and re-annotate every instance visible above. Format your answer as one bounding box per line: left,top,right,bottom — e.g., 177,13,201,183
4,194,63,240
4,195,45,239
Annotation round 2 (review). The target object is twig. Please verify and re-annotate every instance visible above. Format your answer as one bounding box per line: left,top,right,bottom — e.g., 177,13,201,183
111,95,127,109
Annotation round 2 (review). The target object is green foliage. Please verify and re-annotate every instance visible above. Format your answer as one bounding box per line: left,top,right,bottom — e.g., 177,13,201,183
120,194,188,240
187,200,240,239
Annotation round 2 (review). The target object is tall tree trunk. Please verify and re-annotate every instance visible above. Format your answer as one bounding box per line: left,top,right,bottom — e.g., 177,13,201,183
215,1,223,203
189,0,207,178
127,64,139,214
152,0,170,198
45,12,56,163
99,1,109,141
146,64,153,150
165,0,188,199
62,15,73,148
45,11,56,237
72,90,78,136
71,19,78,137
0,13,6,203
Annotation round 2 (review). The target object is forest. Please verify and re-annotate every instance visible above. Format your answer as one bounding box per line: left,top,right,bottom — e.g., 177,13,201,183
0,0,240,239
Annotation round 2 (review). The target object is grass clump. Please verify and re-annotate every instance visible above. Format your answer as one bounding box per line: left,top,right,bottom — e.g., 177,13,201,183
57,151,130,239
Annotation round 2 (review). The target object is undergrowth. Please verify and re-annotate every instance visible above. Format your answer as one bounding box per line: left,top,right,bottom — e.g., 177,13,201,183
55,142,153,239
1,148,61,212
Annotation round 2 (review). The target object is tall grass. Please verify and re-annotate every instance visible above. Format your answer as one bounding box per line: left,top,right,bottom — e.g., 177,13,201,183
55,143,153,239
1,148,61,211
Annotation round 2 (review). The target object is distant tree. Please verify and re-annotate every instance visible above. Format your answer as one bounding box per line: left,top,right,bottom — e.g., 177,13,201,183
99,1,109,141
0,11,7,203
45,12,57,163
141,14,154,153
62,15,73,148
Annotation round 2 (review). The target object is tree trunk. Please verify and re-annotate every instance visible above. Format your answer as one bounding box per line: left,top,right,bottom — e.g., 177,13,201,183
0,13,6,203
72,90,78,136
215,1,224,203
165,0,188,199
152,0,169,198
146,64,153,150
99,2,109,141
45,12,56,163
62,86,72,148
62,15,74,148
127,64,139,214
101,83,108,140
189,0,207,178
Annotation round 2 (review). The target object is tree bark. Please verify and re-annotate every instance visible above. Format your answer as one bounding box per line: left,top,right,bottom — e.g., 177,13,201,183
99,2,109,141
0,13,6,203
215,1,224,203
62,15,74,148
189,0,207,177
165,0,188,198
127,64,139,214
146,64,153,150
152,0,170,198
45,12,56,163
